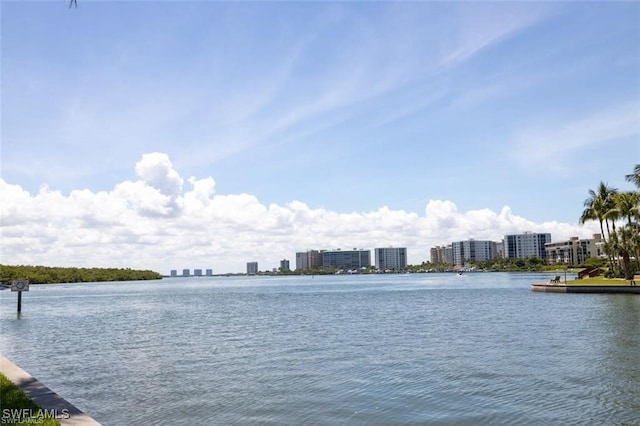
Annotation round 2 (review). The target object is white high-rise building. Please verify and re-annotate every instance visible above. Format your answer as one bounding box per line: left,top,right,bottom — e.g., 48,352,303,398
375,247,407,270
451,240,497,266
504,232,551,259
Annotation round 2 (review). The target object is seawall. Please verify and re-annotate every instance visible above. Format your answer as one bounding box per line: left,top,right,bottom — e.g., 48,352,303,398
0,355,101,426
531,284,640,294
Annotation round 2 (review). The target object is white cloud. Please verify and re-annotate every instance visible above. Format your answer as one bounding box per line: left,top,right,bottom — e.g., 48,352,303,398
135,152,183,198
439,3,553,66
0,153,601,274
510,102,640,173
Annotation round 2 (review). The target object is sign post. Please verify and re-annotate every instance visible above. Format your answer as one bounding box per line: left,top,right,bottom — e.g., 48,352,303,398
11,279,29,314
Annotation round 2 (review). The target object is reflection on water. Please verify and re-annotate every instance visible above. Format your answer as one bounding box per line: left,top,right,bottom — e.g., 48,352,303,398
1,273,638,425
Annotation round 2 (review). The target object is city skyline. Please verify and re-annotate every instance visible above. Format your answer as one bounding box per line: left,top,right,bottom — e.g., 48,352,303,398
2,2,638,274
170,232,601,274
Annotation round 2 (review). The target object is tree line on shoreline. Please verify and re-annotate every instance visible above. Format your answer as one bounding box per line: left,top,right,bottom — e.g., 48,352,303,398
579,164,639,279
0,265,162,284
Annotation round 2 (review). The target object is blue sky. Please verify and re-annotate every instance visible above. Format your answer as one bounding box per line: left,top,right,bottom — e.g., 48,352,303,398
1,1,638,273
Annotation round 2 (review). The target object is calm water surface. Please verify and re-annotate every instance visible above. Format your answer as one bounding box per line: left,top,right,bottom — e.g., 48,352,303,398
1,273,639,425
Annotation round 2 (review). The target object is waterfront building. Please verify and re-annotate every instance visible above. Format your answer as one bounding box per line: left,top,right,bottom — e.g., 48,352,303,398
280,259,290,271
504,232,551,260
247,262,258,275
182,269,190,277
375,247,407,270
295,250,323,270
430,245,452,265
170,270,178,277
194,269,203,276
205,269,213,276
451,240,497,266
545,234,604,266
322,249,371,270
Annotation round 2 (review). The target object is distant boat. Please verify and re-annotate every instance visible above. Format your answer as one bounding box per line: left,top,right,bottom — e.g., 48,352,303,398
457,271,464,276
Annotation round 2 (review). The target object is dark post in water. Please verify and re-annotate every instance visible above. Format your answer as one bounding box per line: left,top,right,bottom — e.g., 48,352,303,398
11,279,29,314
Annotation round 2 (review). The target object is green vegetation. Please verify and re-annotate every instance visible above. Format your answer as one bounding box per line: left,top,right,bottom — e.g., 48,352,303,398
0,265,162,284
470,256,553,272
579,164,640,279
0,372,61,426
565,277,630,286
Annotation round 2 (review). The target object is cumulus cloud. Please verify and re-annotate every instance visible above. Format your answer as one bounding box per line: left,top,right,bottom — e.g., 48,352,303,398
0,153,600,273
128,152,184,217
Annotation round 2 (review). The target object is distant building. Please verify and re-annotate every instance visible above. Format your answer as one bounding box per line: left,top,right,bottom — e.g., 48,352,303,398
295,250,323,270
205,269,213,276
322,249,371,270
504,232,551,259
247,262,258,275
170,270,178,277
280,259,290,271
194,269,203,276
375,247,407,270
430,245,452,265
182,269,190,277
545,234,604,266
451,240,497,266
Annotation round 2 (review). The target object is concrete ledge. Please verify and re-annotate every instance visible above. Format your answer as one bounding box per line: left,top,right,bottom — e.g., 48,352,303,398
531,284,640,294
0,355,101,426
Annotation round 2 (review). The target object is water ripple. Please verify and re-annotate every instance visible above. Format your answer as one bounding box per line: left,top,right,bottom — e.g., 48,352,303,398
1,273,638,425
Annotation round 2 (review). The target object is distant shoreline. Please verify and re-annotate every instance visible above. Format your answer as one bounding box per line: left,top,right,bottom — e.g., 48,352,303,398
2,263,579,285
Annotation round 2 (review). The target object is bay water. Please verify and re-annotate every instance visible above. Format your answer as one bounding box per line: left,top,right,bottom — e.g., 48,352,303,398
1,273,639,425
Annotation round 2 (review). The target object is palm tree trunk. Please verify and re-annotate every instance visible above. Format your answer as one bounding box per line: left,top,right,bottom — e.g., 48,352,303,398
600,219,616,274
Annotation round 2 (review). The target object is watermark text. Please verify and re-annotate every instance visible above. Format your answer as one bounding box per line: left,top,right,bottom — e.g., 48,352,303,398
1,408,70,424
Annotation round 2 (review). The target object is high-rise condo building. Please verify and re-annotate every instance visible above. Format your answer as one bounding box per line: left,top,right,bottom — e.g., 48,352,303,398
375,247,407,270
322,249,371,270
430,245,453,264
247,262,258,275
504,232,551,259
295,250,323,270
451,240,497,266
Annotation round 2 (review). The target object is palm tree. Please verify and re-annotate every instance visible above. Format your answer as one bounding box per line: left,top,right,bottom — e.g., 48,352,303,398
612,225,638,279
611,190,640,276
580,196,607,241
612,191,640,227
580,182,619,242
625,164,640,188
580,182,619,274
